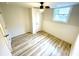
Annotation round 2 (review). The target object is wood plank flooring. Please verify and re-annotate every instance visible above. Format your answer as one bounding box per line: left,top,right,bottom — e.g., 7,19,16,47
11,31,71,56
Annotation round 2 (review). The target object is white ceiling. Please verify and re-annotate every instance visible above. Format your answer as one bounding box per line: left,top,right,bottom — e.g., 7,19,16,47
50,2,79,8
2,2,79,8
25,2,78,8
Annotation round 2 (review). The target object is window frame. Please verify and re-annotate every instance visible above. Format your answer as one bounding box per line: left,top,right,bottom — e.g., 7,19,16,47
53,6,72,23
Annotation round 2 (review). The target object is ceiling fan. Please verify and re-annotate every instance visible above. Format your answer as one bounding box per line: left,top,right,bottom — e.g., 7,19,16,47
33,2,50,9
39,2,50,9
32,2,50,12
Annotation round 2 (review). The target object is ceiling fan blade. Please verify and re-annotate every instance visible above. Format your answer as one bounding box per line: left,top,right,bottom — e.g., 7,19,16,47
40,5,44,9
40,2,44,5
45,6,50,9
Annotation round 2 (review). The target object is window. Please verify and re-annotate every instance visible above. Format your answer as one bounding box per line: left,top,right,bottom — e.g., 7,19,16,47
53,7,71,23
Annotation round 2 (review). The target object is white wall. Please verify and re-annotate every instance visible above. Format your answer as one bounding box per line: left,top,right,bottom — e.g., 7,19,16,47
0,5,32,39
42,5,79,44
70,34,79,56
68,4,79,26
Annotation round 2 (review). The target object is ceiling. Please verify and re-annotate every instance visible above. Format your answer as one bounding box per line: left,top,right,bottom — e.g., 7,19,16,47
1,2,79,8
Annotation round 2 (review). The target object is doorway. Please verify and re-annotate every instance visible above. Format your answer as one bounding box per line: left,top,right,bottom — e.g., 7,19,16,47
32,8,42,34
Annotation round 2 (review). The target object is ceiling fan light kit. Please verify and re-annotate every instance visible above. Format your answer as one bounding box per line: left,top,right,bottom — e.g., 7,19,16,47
39,9,44,12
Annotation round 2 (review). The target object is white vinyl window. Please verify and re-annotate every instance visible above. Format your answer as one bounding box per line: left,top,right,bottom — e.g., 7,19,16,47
53,7,71,23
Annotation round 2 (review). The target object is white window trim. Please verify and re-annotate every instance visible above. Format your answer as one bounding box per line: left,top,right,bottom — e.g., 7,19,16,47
53,7,72,24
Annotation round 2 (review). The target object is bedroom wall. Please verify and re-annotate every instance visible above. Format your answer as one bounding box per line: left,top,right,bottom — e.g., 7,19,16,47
0,4,32,39
70,34,79,56
42,5,79,44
